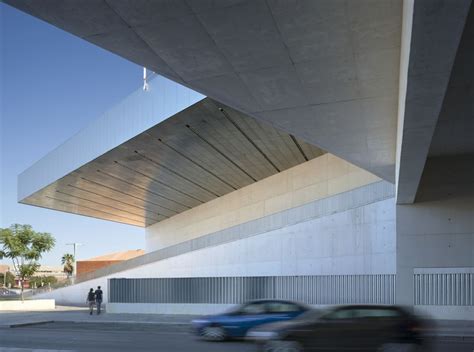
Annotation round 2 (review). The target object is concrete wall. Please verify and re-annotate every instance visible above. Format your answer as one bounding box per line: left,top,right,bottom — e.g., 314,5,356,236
107,303,235,315
107,303,339,315
396,156,474,320
36,181,395,308
146,154,380,251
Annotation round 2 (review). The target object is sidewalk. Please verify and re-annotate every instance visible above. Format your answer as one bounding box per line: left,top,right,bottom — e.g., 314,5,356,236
0,306,473,341
0,306,197,328
431,319,474,340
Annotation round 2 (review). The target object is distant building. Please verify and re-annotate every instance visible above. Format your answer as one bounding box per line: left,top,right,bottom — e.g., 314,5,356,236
77,250,144,279
35,265,68,281
0,264,10,274
10,265,67,288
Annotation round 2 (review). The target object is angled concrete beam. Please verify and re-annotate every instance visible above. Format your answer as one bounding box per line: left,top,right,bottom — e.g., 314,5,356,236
396,0,471,204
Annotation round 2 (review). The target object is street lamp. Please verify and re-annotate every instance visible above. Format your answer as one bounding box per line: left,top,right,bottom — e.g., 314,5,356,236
66,243,82,283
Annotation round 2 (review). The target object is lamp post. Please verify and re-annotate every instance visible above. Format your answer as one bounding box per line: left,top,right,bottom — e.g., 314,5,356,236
66,243,82,284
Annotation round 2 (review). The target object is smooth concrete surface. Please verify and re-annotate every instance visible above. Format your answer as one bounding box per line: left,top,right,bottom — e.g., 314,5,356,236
146,153,380,251
36,192,395,306
104,303,474,321
428,3,474,158
5,0,403,182
396,156,474,310
395,0,413,200
107,303,359,316
77,180,394,283
0,299,55,311
396,0,471,204
415,306,474,321
107,303,234,315
0,306,195,327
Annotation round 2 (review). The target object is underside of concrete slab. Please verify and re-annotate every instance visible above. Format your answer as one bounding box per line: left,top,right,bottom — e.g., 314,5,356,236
5,0,403,182
396,0,471,204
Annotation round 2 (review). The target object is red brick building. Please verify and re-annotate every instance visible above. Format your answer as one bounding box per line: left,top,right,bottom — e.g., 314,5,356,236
77,250,144,279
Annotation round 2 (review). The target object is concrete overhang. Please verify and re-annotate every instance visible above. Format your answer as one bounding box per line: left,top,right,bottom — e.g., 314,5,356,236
5,0,402,183
396,0,472,204
19,77,324,227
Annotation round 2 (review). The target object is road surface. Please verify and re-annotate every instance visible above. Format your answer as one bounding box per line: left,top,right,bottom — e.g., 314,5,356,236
0,322,472,352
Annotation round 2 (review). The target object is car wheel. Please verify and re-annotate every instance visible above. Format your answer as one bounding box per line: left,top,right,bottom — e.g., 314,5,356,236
263,340,303,352
201,326,226,341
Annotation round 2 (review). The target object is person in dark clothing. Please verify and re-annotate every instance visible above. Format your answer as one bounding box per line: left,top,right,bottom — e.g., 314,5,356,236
95,286,103,315
86,288,95,315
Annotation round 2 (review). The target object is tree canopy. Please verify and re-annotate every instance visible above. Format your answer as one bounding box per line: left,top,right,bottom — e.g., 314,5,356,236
0,224,55,298
61,253,75,277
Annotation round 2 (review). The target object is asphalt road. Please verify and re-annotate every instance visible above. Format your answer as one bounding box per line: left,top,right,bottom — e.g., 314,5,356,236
0,322,472,352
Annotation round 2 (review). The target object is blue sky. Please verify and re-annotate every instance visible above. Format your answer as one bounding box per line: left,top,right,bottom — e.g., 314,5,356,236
0,4,148,266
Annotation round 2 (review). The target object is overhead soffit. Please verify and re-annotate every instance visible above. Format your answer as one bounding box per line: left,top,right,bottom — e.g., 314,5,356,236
21,98,325,227
396,0,471,204
5,0,402,182
428,3,474,158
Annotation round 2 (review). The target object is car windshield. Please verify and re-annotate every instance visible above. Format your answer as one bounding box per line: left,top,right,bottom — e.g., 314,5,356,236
223,302,265,315
223,304,243,315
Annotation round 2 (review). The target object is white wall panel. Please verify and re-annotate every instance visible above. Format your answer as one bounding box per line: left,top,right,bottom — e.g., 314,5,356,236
37,194,396,306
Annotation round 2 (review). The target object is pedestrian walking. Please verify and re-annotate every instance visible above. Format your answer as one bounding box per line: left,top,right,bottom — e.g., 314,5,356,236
95,286,103,315
86,288,96,315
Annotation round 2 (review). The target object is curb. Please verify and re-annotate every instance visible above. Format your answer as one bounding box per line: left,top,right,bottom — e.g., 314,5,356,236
58,320,190,326
9,320,54,328
7,320,189,328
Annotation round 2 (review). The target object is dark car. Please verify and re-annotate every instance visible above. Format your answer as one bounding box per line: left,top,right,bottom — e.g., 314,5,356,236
191,299,309,341
248,305,428,351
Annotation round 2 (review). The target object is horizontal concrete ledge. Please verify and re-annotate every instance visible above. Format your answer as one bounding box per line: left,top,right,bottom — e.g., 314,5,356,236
415,305,474,321
107,303,234,315
107,303,344,315
0,299,55,311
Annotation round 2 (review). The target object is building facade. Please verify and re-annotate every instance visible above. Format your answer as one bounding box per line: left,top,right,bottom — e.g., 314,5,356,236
6,0,473,320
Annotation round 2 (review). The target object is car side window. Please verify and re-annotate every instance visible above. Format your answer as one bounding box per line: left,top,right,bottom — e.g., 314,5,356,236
353,308,401,319
266,302,301,313
240,302,266,315
323,308,355,320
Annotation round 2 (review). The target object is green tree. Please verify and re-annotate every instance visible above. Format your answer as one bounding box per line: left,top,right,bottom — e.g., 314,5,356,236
29,275,58,288
61,253,75,279
0,224,55,300
0,271,15,287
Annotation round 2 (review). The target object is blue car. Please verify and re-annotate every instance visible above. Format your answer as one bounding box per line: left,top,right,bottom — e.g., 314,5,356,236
191,299,309,341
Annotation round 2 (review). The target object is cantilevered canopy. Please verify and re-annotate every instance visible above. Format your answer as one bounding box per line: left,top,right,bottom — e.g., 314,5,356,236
6,0,401,182
21,92,324,227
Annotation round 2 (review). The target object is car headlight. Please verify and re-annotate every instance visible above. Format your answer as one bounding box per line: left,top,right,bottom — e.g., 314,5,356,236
247,330,280,340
